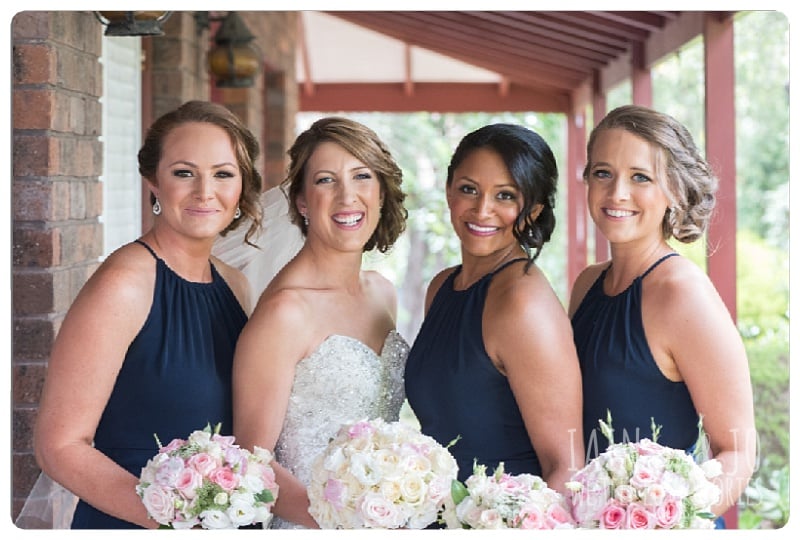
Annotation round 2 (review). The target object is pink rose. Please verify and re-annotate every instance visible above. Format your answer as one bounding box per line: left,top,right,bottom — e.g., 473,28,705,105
141,484,176,524
546,503,574,528
630,465,657,489
175,467,203,499
498,474,527,496
208,466,239,491
155,456,185,487
636,439,665,456
323,479,345,510
655,497,682,528
211,433,237,448
188,452,218,476
626,502,656,529
516,505,545,529
160,438,185,454
599,500,625,529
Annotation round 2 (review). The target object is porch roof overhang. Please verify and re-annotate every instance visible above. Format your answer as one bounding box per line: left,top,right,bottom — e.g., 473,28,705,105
296,10,732,113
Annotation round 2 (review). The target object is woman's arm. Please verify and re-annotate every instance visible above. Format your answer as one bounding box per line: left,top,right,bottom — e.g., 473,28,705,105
232,288,320,528
34,248,158,528
486,267,584,495
647,264,757,516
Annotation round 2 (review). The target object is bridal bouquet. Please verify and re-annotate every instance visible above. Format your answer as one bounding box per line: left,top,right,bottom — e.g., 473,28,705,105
440,462,575,529
307,418,458,529
136,424,279,529
566,420,722,529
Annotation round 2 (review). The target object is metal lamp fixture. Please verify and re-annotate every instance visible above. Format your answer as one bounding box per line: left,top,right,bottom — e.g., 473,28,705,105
95,11,172,36
207,12,260,88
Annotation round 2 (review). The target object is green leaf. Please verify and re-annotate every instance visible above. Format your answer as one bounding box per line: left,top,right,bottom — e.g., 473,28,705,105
255,489,275,504
451,479,469,506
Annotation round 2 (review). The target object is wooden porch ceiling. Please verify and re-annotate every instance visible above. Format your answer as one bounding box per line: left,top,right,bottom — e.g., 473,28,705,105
297,11,728,114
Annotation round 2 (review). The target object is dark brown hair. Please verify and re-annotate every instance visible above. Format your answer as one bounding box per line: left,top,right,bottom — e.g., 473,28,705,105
138,100,263,245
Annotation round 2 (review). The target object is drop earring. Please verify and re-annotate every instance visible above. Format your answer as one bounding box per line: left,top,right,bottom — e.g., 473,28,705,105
234,206,241,219
152,199,162,215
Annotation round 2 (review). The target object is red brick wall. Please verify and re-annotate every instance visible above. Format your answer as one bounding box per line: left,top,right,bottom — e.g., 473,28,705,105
11,10,104,519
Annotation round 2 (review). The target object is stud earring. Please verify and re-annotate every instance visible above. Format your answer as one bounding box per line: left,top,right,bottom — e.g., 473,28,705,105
152,199,162,215
234,206,241,219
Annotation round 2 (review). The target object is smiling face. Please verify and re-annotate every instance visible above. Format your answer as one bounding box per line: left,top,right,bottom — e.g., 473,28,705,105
150,122,242,240
295,141,383,253
585,127,671,247
446,146,525,259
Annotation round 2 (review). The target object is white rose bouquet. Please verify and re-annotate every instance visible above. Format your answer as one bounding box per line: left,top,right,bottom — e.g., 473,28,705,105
440,461,575,529
566,416,722,529
307,418,458,529
135,423,279,529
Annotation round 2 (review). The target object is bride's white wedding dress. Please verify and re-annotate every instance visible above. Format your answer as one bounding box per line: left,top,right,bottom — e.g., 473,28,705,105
272,331,409,529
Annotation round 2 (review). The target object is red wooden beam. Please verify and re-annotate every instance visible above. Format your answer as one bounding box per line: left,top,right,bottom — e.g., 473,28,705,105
703,11,738,529
299,82,571,113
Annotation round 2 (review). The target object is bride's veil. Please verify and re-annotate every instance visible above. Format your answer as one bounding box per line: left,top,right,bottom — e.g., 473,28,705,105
213,184,305,304
15,472,78,529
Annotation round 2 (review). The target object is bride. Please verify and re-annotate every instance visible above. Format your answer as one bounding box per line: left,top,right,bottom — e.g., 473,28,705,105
228,117,410,528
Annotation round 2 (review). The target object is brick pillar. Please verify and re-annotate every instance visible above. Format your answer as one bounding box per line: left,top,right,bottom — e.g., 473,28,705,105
11,11,104,520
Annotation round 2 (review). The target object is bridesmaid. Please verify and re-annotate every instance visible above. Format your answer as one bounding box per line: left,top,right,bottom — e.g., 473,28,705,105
569,105,756,521
405,123,583,495
33,101,260,528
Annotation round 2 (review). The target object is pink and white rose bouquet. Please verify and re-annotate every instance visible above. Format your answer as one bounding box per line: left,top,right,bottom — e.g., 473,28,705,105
566,434,722,529
307,418,458,529
136,424,279,529
440,461,575,529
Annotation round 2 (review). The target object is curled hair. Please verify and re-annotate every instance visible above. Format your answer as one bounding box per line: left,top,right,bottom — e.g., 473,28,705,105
583,105,718,243
447,123,558,268
284,117,407,253
138,100,263,245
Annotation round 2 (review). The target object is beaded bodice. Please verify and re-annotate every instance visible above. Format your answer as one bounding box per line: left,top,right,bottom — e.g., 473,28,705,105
272,330,409,529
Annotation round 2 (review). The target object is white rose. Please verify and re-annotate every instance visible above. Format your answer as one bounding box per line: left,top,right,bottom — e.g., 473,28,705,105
200,509,233,529
251,445,274,463
140,484,176,525
351,452,380,486
456,498,482,528
399,473,427,505
230,491,256,506
477,508,504,529
227,498,257,527
660,470,690,498
239,472,265,494
372,448,402,478
323,446,346,472
379,479,403,502
360,492,405,528
406,505,438,529
701,459,723,479
691,481,721,510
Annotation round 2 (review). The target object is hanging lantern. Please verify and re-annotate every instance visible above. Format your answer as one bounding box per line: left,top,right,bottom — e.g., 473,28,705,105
207,12,260,88
95,11,172,37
